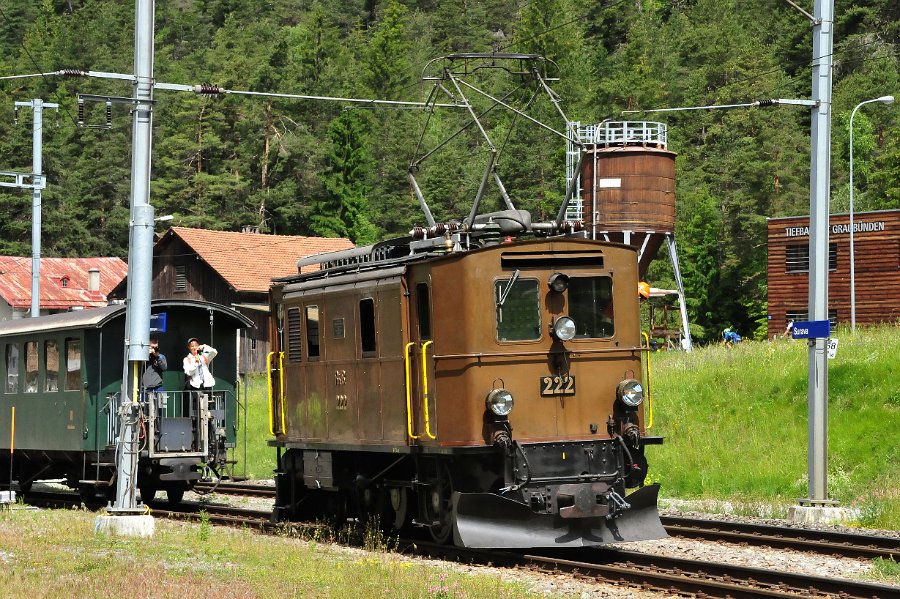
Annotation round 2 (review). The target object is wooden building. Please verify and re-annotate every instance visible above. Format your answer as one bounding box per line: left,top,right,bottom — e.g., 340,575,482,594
111,227,353,372
767,209,900,337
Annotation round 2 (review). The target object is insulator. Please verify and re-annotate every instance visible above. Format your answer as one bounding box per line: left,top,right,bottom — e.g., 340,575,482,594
757,99,776,107
431,223,447,236
105,102,112,127
59,68,86,77
194,83,224,96
410,226,425,239
77,101,84,126
13,106,18,125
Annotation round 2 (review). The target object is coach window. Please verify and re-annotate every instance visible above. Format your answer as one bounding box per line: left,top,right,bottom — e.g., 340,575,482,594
416,283,432,340
359,298,377,356
24,341,38,393
306,305,320,360
5,344,18,393
569,276,615,338
45,340,59,392
65,338,81,391
286,308,302,363
495,278,540,341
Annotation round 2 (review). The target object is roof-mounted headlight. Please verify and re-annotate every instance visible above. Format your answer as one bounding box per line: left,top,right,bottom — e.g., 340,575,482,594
486,389,514,417
548,272,569,293
551,316,576,341
616,379,644,407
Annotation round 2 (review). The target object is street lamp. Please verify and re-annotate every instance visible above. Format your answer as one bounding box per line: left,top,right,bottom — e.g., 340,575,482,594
848,95,894,333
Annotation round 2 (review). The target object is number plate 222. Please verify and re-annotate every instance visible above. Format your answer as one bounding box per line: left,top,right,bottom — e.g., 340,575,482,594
540,375,575,396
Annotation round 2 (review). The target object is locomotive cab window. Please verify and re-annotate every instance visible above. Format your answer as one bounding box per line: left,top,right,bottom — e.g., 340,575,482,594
495,278,540,341
45,340,59,392
359,298,377,356
65,338,81,391
5,343,18,393
306,305,320,360
568,276,615,338
416,283,432,340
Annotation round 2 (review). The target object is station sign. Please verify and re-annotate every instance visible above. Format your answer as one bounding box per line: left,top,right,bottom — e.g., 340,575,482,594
791,319,830,339
150,312,167,333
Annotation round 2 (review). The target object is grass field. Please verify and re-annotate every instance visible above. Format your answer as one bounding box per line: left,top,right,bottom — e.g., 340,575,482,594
0,508,538,598
649,324,900,529
229,324,900,529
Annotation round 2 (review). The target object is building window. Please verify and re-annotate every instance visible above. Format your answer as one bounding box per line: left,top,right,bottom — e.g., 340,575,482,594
785,309,838,328
5,344,18,393
785,243,837,273
306,306,320,359
61,277,69,288
359,298,376,355
174,264,187,292
286,308,302,363
25,341,38,393
65,338,81,391
45,340,59,392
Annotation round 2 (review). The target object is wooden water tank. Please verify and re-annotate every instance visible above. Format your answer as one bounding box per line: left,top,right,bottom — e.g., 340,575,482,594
577,122,677,275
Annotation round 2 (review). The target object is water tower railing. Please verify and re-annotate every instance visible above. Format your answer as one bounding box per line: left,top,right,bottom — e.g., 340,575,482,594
582,121,667,148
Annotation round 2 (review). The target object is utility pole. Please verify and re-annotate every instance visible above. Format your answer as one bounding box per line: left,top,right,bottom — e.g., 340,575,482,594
96,0,156,537
798,0,839,519
1,100,58,318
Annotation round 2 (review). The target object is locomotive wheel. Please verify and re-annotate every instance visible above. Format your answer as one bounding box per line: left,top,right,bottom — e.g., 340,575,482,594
389,487,408,532
425,462,454,544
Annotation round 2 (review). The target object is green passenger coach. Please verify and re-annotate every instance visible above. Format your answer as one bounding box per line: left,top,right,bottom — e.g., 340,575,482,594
0,300,252,504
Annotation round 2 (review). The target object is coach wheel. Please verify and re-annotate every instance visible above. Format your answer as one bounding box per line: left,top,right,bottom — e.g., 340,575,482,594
166,485,185,505
139,483,157,502
425,462,454,544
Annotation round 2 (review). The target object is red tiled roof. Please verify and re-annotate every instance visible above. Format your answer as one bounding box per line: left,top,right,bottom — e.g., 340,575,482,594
0,256,128,310
165,227,354,292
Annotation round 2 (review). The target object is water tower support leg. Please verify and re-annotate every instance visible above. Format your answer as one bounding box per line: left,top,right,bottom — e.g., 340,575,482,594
665,234,693,352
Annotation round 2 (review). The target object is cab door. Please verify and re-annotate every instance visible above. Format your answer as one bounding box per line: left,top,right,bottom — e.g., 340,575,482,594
406,279,436,442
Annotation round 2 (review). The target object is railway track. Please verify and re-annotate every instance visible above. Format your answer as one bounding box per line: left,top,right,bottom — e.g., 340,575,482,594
18,489,900,598
661,514,900,561
193,480,276,498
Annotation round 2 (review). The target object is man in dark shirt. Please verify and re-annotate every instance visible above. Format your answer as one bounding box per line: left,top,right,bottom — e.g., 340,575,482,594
142,338,167,395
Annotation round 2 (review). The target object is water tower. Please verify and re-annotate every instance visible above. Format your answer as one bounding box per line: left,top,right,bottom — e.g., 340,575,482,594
566,121,692,350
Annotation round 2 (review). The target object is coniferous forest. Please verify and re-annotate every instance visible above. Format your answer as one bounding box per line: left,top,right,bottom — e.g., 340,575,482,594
0,1,898,342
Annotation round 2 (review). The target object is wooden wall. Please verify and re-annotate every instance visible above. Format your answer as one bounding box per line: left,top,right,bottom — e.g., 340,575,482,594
767,209,900,337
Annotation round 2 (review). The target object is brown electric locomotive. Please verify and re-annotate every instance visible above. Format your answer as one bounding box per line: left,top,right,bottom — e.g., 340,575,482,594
267,216,665,548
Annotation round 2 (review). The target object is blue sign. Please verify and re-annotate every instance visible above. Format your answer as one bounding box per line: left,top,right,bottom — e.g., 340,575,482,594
150,312,167,333
791,319,830,339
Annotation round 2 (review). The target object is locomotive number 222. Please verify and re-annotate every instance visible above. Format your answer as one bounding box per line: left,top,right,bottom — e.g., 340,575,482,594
540,375,576,396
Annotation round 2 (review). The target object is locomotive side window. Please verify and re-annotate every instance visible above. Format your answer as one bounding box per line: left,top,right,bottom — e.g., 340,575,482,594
25,341,38,393
359,298,377,355
306,305,320,360
5,343,18,393
568,276,615,338
65,338,81,391
45,340,59,392
416,283,432,340
286,308,302,363
495,278,540,341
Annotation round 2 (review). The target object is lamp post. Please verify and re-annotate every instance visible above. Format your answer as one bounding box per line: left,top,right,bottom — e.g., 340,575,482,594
849,95,894,332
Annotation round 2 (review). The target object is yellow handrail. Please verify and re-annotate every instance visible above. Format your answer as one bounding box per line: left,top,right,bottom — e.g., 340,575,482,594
266,352,276,435
421,341,436,440
641,332,653,430
404,342,420,440
278,352,286,434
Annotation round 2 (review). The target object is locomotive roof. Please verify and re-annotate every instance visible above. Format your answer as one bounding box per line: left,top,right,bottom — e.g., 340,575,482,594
0,299,253,337
275,234,637,288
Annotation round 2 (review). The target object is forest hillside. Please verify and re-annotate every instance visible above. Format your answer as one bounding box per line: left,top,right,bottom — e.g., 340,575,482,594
0,1,898,342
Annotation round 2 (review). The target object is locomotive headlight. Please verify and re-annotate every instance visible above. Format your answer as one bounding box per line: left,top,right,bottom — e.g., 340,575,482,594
551,316,576,341
486,389,514,416
616,379,644,407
